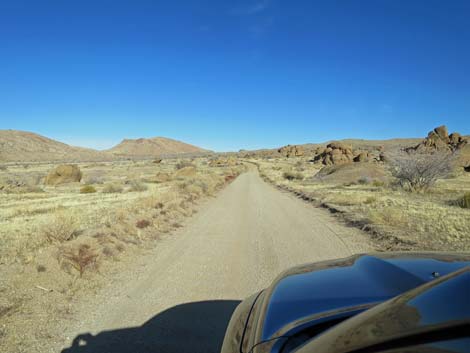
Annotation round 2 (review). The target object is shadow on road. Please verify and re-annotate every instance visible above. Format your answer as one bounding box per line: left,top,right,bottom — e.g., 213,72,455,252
61,300,240,353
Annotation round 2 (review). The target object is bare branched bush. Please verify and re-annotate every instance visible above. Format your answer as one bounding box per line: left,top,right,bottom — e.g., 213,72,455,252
388,151,456,192
58,243,99,277
42,212,79,243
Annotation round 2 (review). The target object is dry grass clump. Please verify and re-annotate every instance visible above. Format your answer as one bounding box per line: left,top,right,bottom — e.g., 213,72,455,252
135,219,151,229
102,183,123,193
283,171,304,181
456,192,470,209
128,180,148,192
175,160,195,170
80,185,97,194
42,212,79,243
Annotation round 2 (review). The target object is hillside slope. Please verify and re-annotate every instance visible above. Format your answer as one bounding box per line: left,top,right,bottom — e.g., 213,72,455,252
107,137,208,157
0,130,110,162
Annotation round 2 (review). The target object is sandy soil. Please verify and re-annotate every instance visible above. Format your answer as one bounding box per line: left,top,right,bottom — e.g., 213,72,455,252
42,171,373,353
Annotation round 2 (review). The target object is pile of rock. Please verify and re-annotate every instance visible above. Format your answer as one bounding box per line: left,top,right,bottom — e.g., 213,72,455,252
278,145,304,158
313,142,356,165
312,142,376,166
45,165,82,185
406,125,467,153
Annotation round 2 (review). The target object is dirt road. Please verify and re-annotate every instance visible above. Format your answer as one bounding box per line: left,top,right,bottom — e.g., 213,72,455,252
57,171,372,353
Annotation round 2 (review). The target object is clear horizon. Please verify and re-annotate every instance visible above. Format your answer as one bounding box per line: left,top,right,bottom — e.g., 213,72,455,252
1,1,469,152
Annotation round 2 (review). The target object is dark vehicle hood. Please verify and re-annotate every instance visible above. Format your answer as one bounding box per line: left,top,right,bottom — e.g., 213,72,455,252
296,266,470,353
258,253,470,343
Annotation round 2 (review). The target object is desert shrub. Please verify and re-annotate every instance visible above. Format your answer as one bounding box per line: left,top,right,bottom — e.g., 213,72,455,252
0,165,7,171
102,183,123,193
358,176,371,185
58,243,99,277
456,192,470,209
42,212,79,243
36,264,47,272
283,171,304,181
364,197,377,205
80,185,97,194
388,151,455,192
175,160,195,170
136,219,151,229
128,180,148,192
372,180,386,187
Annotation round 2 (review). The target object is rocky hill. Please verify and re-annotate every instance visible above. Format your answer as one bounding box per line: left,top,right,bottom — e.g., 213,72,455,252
106,137,209,158
0,130,110,162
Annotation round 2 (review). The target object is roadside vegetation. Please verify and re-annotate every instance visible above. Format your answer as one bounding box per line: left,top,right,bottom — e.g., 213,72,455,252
0,157,244,350
254,147,470,252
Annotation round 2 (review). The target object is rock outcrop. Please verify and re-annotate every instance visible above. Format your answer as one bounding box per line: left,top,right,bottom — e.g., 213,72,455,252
406,125,467,153
45,165,82,185
313,142,355,165
278,145,304,158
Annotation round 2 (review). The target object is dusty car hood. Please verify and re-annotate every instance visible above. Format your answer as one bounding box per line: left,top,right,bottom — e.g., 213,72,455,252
259,253,470,341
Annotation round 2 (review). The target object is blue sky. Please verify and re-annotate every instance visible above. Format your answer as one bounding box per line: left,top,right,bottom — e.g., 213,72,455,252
0,0,469,151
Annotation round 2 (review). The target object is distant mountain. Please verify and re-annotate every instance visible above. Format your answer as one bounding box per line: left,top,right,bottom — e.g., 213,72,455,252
106,137,209,157
0,130,110,162
0,131,209,162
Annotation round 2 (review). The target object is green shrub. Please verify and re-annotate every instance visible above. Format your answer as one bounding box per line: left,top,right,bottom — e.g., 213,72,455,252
457,192,470,209
283,171,304,181
80,185,97,194
358,177,371,185
102,183,123,193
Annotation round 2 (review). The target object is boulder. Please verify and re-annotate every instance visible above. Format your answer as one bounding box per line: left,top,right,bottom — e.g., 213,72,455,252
45,165,82,185
434,125,449,141
353,152,370,163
